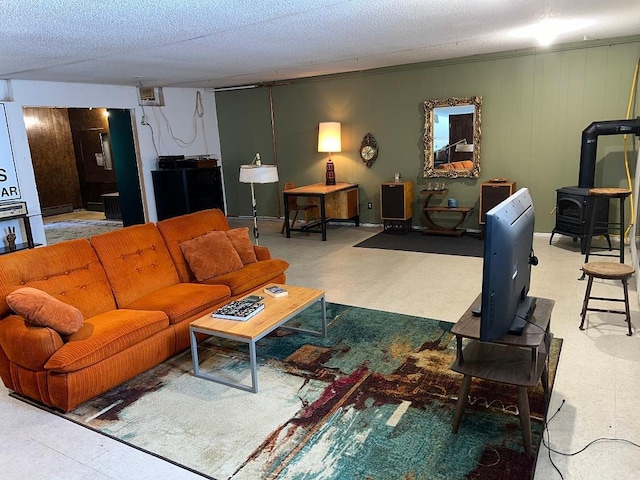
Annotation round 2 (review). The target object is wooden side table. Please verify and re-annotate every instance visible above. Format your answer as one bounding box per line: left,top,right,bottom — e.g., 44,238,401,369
420,188,472,236
450,296,554,455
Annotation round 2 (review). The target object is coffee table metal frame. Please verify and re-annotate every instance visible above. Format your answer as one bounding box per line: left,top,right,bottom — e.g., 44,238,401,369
189,286,326,393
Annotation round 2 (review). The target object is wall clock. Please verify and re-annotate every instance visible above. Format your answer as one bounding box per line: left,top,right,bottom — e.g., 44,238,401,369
359,133,378,168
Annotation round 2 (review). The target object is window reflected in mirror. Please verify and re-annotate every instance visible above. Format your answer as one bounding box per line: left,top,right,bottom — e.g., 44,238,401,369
423,96,482,178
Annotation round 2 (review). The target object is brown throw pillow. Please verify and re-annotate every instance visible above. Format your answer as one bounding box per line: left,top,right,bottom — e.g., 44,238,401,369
6,287,83,336
226,227,258,265
180,231,244,282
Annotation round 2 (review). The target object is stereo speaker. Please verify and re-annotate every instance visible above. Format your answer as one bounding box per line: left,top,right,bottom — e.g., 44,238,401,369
479,181,517,225
381,182,413,220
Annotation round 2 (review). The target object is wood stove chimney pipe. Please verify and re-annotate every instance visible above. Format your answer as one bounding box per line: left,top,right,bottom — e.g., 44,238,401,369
578,117,640,188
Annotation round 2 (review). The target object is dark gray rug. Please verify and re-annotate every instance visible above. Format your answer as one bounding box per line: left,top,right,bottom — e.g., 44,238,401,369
354,230,484,257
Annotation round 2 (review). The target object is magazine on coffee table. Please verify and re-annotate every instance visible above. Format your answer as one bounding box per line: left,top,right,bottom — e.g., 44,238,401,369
212,300,265,321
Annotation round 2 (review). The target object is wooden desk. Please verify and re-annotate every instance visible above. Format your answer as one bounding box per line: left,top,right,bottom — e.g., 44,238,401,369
283,182,359,241
450,296,554,455
420,189,472,236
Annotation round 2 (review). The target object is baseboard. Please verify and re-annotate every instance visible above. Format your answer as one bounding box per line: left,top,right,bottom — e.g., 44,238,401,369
86,202,104,212
42,204,73,217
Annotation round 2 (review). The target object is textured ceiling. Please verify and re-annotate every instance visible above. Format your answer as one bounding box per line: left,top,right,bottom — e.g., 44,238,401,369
1,0,639,89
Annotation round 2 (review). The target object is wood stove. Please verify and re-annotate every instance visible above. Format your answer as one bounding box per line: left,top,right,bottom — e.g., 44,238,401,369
550,187,610,253
551,117,640,252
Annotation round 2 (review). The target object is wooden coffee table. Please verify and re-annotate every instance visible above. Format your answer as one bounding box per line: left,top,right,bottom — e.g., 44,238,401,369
189,284,326,393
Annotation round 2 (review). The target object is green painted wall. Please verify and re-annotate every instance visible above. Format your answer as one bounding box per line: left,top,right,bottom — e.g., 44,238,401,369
216,37,640,233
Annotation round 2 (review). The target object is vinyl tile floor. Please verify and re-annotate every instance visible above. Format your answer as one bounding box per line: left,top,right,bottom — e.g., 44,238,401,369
2,218,639,479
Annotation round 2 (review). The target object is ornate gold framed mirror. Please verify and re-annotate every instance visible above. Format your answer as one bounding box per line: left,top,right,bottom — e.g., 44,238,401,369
423,96,482,178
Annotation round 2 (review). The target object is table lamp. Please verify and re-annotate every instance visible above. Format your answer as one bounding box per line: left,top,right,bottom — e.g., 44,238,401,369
318,122,341,185
239,153,279,245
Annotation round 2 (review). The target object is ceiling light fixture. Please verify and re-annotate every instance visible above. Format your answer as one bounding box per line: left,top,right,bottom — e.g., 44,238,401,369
511,18,594,47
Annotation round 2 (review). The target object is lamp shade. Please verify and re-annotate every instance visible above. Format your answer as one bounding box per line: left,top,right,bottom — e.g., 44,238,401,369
318,122,341,153
455,144,474,152
239,164,279,184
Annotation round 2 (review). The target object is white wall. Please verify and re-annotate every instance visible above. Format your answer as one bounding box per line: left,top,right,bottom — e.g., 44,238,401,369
1,81,222,246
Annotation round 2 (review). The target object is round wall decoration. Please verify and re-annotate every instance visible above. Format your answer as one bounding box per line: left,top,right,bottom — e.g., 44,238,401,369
359,133,379,168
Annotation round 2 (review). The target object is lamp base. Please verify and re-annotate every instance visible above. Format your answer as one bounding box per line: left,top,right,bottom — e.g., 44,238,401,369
325,158,336,185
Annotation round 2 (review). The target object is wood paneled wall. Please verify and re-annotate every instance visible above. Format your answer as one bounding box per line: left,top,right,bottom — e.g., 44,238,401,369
24,107,118,214
216,37,640,232
24,107,81,211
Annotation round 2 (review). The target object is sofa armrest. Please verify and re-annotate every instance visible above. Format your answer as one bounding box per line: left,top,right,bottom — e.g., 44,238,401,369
253,245,272,261
0,315,64,370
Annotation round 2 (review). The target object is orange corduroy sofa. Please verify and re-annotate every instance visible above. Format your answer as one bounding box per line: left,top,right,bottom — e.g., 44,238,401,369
0,209,288,412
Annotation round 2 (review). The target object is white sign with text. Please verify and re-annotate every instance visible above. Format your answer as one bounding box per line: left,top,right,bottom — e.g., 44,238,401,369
0,104,20,200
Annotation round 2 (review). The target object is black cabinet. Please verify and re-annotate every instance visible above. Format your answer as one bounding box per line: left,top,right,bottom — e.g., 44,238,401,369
152,167,224,221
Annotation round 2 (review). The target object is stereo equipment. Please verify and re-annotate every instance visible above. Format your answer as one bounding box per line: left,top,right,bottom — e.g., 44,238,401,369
0,201,27,219
158,155,219,170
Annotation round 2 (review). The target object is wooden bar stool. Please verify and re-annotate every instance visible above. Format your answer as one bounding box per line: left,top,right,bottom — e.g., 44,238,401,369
583,187,632,264
580,262,635,336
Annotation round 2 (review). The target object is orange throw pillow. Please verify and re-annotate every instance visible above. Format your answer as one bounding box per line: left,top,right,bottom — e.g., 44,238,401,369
226,227,258,265
6,287,83,336
180,231,244,282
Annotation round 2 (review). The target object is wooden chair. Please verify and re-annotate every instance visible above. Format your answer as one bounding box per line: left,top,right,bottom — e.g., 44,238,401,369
280,182,319,234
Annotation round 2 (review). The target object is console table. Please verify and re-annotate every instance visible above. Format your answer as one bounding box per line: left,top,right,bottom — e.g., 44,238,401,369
450,296,554,455
420,188,472,236
283,182,359,241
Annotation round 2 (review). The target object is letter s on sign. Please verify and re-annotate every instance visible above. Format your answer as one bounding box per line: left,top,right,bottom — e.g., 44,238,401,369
0,169,7,182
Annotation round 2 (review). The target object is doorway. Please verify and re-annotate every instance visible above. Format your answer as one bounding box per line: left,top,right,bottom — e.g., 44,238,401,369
23,107,145,238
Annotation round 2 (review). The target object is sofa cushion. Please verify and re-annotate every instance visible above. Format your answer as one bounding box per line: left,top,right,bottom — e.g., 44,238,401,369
180,231,244,282
225,227,258,265
0,238,117,319
253,245,272,262
156,209,231,282
6,287,83,336
90,223,181,308
204,259,289,295
45,309,169,372
124,283,231,324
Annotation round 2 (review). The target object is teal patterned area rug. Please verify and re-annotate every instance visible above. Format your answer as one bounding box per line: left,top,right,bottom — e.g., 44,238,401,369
45,303,561,479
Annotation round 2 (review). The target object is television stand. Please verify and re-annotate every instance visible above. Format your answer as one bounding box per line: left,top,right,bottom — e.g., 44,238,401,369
450,295,554,455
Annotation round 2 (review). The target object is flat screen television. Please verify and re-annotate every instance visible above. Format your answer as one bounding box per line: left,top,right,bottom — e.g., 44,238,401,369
480,187,538,342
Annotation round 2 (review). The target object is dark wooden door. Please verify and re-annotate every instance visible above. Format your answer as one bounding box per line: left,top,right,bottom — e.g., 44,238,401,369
449,113,473,163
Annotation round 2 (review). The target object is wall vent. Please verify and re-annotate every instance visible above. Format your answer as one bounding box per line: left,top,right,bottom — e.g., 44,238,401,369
138,86,164,106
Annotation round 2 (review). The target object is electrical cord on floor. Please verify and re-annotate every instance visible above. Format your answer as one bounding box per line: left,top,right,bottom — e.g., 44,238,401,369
519,316,640,478
542,399,640,479
519,313,557,475
543,399,566,479
530,315,640,479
